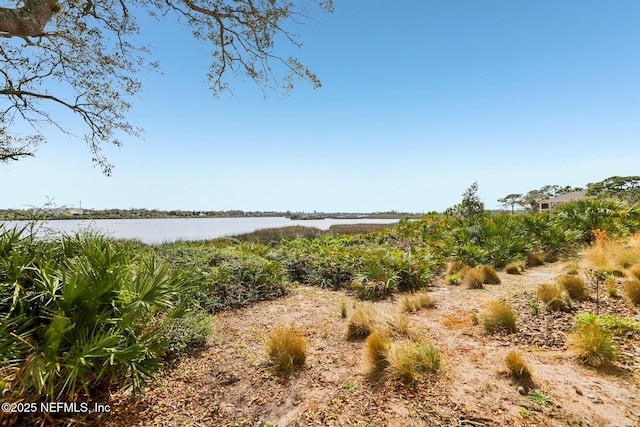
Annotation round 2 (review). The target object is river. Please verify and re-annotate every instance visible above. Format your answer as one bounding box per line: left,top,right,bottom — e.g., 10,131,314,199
1,217,400,245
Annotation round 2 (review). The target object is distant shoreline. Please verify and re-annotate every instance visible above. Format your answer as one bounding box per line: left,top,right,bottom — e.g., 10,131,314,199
0,209,418,221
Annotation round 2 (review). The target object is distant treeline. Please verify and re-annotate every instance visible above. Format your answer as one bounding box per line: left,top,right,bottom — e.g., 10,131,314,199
0,207,417,221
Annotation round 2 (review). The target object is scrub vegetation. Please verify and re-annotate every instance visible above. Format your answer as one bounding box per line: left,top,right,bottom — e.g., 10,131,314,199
2,195,640,425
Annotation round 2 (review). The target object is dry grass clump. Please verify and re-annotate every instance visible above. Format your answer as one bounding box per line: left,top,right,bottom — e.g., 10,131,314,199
364,331,391,378
504,351,532,382
480,265,501,284
482,301,517,333
557,275,589,301
346,304,392,339
605,276,619,298
462,265,501,288
629,264,640,281
584,237,640,274
504,261,525,275
526,252,545,267
463,267,484,289
402,292,436,312
266,325,307,374
445,262,470,285
564,260,580,275
392,314,416,338
385,340,442,385
624,279,640,306
568,321,616,367
537,283,569,311
446,260,468,275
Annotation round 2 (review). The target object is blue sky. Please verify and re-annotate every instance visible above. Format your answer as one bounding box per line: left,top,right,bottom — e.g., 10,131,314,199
3,0,640,212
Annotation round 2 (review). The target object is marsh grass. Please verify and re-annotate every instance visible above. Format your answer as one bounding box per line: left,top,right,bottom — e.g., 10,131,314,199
482,301,517,333
537,283,569,311
557,275,589,301
328,223,396,235
233,226,324,242
266,325,307,374
568,320,615,367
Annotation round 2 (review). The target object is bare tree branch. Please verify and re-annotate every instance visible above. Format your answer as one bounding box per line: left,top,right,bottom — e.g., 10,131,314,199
0,0,332,172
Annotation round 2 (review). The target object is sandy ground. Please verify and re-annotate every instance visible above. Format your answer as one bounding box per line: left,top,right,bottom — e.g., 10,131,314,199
106,261,640,427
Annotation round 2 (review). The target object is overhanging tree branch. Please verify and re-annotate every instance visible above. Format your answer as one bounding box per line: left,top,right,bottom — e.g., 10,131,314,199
0,0,332,172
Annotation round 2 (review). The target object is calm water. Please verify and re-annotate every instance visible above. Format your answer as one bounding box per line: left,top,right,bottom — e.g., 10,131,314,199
1,217,399,245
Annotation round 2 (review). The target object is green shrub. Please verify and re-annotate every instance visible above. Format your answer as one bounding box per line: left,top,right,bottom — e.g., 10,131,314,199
575,313,639,336
0,230,186,402
211,252,289,308
340,299,348,318
445,270,465,285
351,273,398,300
163,312,214,361
527,389,550,407
158,245,290,312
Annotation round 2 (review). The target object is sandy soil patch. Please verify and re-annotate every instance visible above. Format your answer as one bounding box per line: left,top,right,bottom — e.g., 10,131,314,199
106,262,640,427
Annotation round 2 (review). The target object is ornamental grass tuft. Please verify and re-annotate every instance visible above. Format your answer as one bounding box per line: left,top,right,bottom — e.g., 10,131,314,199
266,324,307,374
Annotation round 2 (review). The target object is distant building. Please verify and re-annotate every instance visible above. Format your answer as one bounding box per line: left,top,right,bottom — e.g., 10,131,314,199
50,207,84,216
539,191,586,212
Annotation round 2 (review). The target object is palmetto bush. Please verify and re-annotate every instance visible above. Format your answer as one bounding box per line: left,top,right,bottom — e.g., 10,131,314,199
0,228,187,402
555,199,640,243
